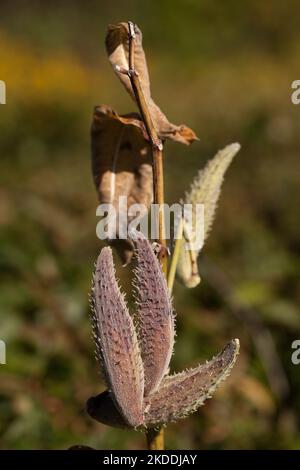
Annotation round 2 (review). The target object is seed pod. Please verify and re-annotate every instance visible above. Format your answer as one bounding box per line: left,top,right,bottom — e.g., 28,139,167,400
133,233,175,395
90,247,144,427
177,143,241,288
144,339,239,427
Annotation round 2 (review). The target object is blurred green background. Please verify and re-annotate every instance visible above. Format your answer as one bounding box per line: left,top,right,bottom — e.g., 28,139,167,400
1,0,300,450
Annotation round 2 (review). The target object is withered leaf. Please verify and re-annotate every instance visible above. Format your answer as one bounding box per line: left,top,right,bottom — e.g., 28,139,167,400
133,233,175,396
144,339,239,427
105,22,198,145
90,247,144,427
86,390,128,429
91,105,153,265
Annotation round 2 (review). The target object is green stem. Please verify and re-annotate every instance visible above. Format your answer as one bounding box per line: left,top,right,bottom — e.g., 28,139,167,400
167,218,184,292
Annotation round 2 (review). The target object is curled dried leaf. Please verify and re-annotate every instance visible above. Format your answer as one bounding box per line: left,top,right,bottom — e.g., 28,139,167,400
91,105,153,265
86,390,128,428
177,143,241,288
105,22,198,145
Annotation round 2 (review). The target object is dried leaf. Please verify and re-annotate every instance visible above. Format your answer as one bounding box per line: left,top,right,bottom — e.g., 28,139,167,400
144,339,239,427
177,143,241,288
86,390,128,428
91,105,153,265
133,233,175,396
90,247,144,427
105,23,198,145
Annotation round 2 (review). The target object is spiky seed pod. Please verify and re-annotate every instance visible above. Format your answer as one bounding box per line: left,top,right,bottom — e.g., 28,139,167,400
133,233,175,396
177,143,241,288
87,340,239,429
87,239,240,430
90,247,144,427
144,339,239,427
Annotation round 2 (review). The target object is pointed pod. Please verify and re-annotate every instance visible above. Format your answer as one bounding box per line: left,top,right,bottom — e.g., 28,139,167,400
133,233,175,396
177,143,241,288
90,247,144,427
144,339,239,427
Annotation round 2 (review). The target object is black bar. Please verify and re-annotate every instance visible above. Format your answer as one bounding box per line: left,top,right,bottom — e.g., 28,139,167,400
0,450,299,468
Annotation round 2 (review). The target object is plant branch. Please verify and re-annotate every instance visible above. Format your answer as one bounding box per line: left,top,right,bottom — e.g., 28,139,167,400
127,21,167,272
127,20,167,449
146,428,165,450
167,217,183,292
127,23,162,151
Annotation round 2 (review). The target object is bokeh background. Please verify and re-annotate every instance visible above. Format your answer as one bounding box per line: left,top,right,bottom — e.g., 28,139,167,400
1,0,300,450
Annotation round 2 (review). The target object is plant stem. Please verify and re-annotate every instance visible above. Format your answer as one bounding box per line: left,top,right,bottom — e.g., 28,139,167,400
167,217,183,292
127,21,167,449
152,146,168,273
127,23,163,151
146,428,165,450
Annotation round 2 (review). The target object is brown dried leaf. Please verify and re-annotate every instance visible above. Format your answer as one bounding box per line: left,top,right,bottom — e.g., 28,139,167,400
105,22,198,145
86,390,128,428
133,233,175,396
144,339,239,427
91,105,153,265
90,247,144,427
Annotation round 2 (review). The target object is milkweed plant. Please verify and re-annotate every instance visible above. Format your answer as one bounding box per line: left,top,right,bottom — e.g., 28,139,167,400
84,21,241,450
